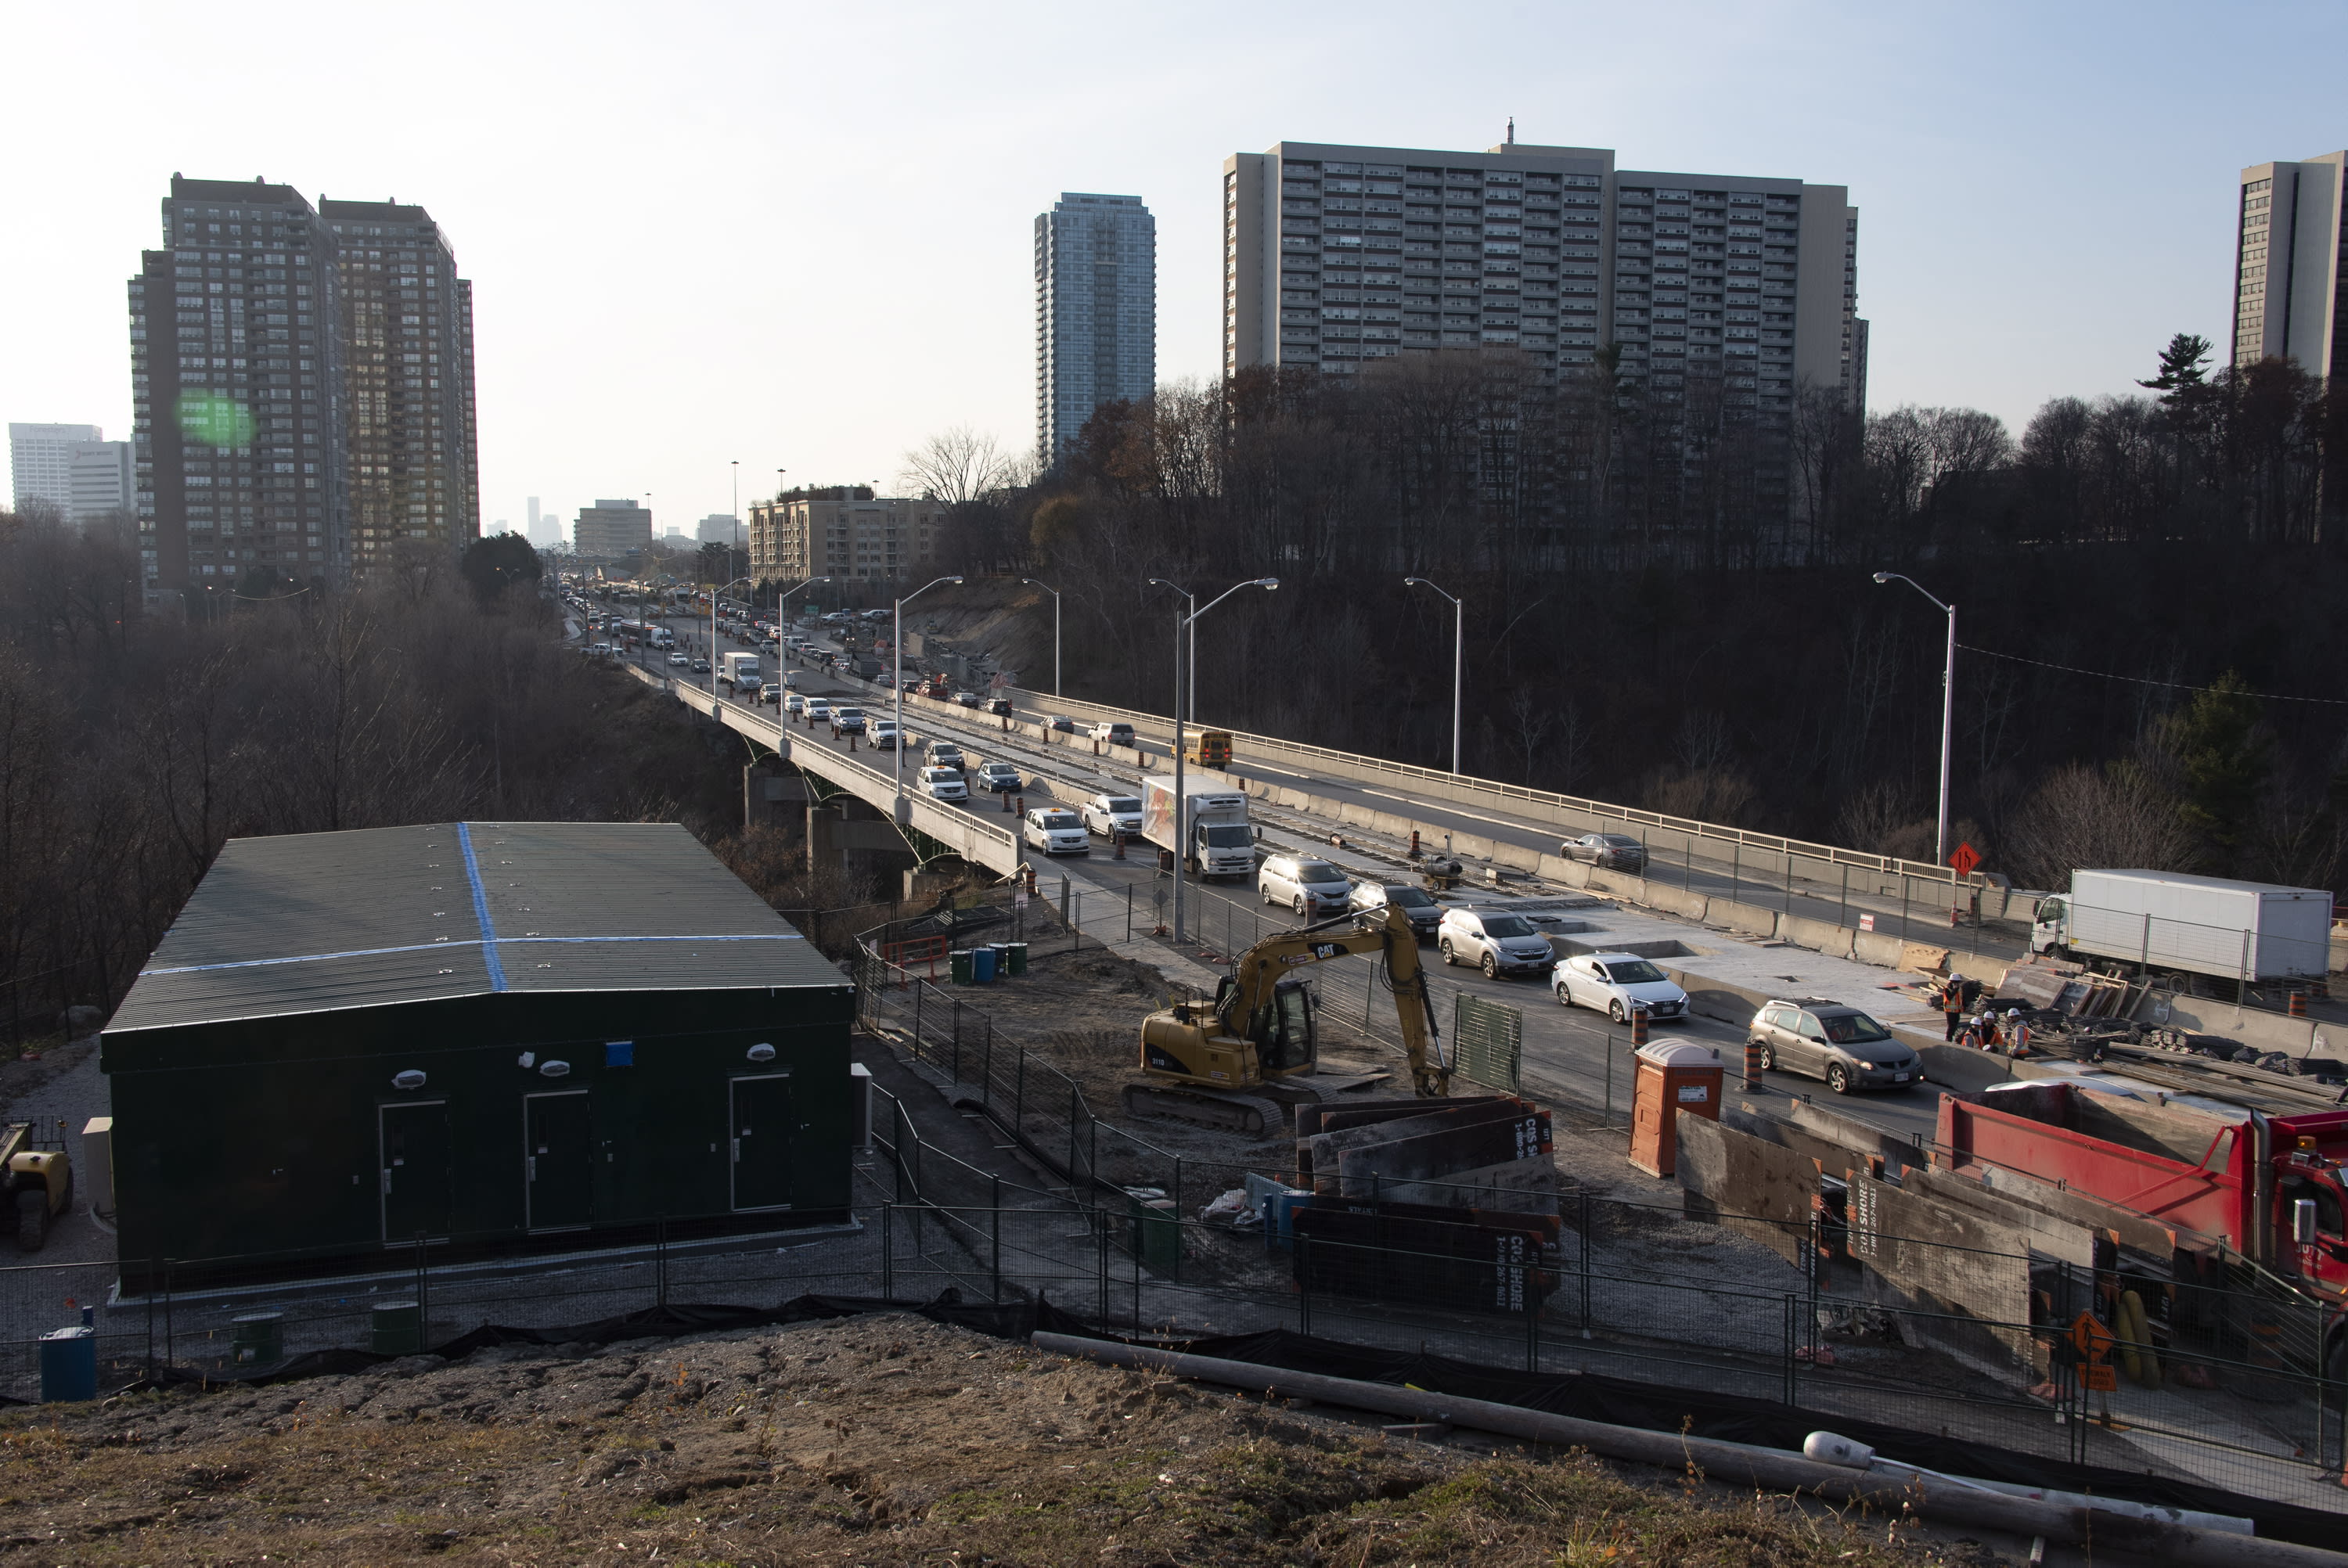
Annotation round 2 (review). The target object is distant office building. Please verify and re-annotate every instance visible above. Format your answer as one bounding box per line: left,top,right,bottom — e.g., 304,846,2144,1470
2235,153,2346,377
574,498,652,559
526,495,562,546
747,487,945,584
697,512,744,546
1221,138,1861,411
10,423,101,512
1035,193,1157,461
70,441,134,523
126,174,478,602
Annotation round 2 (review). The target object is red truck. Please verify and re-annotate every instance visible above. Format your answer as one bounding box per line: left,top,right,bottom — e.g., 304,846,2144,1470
1938,1081,2348,1367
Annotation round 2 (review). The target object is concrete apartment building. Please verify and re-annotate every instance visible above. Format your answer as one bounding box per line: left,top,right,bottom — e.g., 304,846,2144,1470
697,512,744,545
10,423,99,512
1035,193,1156,460
747,488,946,585
574,498,653,560
1222,138,1863,412
319,199,481,574
127,174,479,604
2235,153,2346,378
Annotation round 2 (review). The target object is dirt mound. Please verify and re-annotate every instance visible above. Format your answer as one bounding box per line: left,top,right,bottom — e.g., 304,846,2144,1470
0,1312,1970,1565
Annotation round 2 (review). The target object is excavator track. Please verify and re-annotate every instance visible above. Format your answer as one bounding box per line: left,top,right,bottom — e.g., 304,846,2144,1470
1122,1082,1289,1137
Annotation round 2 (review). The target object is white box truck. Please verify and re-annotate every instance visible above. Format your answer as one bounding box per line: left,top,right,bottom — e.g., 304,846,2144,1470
2029,869,2333,982
719,652,762,695
1141,776,1255,879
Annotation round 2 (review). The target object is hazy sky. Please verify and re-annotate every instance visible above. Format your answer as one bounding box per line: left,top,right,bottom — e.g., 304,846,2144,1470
5,0,2343,538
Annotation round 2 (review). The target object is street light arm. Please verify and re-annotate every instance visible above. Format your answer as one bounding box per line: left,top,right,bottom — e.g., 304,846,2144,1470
1871,571,1950,615
1403,576,1461,608
1185,576,1279,627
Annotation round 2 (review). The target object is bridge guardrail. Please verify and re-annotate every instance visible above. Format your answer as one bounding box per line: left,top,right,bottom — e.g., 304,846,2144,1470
999,685,1987,895
626,665,1022,874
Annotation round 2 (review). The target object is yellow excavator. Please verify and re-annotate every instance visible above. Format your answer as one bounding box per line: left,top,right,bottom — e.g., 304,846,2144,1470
1125,905,1449,1135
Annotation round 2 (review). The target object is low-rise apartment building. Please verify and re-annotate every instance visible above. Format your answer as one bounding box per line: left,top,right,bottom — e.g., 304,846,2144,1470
748,487,947,584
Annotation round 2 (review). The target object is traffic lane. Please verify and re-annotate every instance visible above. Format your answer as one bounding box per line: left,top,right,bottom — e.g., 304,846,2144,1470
992,691,2017,959
1047,847,1943,1146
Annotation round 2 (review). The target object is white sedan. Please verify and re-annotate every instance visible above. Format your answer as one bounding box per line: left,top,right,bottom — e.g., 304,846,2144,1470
1550,951,1691,1023
1023,807,1089,855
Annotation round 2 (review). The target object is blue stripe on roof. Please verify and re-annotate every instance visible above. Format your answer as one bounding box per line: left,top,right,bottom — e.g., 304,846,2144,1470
456,822,510,993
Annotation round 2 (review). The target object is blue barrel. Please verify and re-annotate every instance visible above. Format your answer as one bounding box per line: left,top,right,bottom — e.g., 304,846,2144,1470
40,1325,95,1403
970,946,998,984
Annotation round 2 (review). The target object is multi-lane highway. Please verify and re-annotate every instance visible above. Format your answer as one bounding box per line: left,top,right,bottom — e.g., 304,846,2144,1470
586,598,1945,1149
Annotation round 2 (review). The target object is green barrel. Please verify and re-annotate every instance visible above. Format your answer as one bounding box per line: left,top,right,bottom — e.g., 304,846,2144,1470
949,949,974,985
1004,941,1028,976
1127,1189,1180,1274
231,1311,284,1366
370,1300,422,1356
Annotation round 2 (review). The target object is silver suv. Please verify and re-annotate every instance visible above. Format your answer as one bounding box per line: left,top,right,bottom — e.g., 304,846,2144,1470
1746,998,1920,1094
1436,907,1555,979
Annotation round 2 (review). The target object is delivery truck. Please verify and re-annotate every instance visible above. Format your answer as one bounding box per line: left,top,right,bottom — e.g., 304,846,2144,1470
2028,869,2333,983
1141,776,1255,879
719,652,762,695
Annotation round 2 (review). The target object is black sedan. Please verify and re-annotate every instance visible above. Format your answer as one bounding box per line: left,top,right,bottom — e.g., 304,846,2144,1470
1561,832,1648,872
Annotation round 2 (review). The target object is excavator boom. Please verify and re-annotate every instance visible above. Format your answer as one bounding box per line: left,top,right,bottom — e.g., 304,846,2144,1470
1219,905,1449,1096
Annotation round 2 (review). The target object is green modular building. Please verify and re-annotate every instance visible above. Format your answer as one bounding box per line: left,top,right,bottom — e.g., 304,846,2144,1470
102,822,854,1289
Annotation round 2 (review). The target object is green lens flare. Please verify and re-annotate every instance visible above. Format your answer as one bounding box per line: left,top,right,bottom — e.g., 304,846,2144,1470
176,392,255,448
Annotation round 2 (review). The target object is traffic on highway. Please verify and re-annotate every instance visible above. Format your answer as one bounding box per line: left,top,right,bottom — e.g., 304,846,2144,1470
564,580,1944,1149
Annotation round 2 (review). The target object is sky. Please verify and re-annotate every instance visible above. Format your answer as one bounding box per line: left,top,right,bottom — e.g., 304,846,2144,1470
5,0,2345,540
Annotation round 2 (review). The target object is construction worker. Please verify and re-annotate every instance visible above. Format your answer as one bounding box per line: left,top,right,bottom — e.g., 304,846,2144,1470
1942,977,1968,1041
2005,1008,2028,1058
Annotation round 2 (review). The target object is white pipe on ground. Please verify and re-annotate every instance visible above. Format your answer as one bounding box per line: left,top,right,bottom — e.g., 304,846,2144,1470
1029,1332,2332,1568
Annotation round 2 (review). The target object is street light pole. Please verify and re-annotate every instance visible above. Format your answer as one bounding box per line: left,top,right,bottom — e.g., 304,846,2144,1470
1873,571,1956,865
1152,577,1278,944
711,576,754,699
1404,577,1464,775
1021,577,1062,696
893,575,964,822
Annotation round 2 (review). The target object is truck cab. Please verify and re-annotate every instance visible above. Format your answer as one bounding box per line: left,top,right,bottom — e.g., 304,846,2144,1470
2028,895,2066,955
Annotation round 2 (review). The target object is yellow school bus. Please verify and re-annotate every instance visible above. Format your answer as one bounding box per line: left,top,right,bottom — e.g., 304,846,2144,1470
1184,730,1233,769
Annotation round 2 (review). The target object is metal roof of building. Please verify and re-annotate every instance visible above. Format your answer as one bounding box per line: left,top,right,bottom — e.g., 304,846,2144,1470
108,822,844,1034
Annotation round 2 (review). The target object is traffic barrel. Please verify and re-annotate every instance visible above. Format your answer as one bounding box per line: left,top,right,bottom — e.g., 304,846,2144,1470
2290,991,2309,1018
1113,831,1125,861
1744,1039,1765,1088
1630,1007,1649,1048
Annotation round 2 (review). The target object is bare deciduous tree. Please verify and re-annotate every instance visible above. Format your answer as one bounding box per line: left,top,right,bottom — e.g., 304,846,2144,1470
900,427,1018,506
2005,763,2198,890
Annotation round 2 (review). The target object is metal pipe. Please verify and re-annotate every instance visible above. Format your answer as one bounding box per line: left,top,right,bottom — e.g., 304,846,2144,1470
1030,1335,2289,1564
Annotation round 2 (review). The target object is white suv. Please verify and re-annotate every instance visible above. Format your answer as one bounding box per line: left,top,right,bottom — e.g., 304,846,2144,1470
1437,908,1556,980
1089,721,1137,747
1082,793,1143,837
1023,807,1089,855
1259,854,1352,916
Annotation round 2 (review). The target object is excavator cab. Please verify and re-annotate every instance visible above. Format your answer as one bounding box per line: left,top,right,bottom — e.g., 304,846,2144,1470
1241,976,1316,1076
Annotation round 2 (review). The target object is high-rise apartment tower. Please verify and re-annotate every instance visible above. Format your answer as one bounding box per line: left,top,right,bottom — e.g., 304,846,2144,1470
320,199,481,572
1035,193,1156,461
126,174,477,604
2235,153,2346,379
1222,140,1862,412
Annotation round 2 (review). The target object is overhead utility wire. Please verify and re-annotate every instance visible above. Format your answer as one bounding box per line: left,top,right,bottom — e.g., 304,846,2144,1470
1957,644,2348,706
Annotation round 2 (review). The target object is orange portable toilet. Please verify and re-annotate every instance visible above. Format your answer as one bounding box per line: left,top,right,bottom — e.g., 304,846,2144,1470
1629,1041,1723,1178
